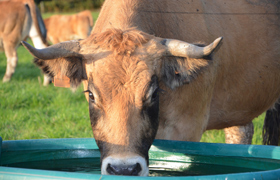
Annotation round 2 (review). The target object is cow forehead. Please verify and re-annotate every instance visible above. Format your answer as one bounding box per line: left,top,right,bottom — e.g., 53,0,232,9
80,28,166,105
85,52,154,107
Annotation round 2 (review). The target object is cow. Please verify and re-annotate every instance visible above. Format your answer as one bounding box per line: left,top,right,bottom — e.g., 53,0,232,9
22,0,280,176
0,0,51,85
44,10,94,44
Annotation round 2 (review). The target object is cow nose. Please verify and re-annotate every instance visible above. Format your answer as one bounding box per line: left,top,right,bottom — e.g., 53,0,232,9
106,163,142,175
101,156,149,176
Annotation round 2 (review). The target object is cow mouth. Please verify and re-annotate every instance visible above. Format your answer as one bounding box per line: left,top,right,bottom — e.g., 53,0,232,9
101,156,149,176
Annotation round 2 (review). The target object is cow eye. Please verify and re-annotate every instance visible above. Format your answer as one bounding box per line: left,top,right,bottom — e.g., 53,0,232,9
84,90,95,103
89,92,95,102
151,88,159,101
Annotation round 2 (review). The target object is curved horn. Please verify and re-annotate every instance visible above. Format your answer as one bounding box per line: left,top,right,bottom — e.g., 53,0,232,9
162,37,223,58
21,40,81,60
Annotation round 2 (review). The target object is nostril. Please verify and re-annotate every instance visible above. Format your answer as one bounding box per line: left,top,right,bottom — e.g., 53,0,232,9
106,163,142,176
131,163,142,175
106,163,115,175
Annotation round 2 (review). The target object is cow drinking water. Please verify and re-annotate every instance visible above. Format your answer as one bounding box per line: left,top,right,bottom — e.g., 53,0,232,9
22,0,280,176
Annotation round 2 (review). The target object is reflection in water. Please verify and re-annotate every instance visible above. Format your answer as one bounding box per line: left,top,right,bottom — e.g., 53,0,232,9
2,149,280,177
4,157,263,177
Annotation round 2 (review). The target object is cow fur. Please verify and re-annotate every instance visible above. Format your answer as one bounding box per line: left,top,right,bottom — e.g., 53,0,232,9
44,10,94,44
27,0,280,176
0,0,49,84
224,122,254,144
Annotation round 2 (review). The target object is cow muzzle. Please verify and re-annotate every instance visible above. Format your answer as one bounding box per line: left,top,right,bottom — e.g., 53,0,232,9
101,155,148,176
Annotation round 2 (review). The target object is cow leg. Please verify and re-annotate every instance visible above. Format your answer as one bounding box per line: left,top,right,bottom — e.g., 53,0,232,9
29,21,52,86
43,74,52,86
263,101,280,145
3,44,17,82
224,122,254,144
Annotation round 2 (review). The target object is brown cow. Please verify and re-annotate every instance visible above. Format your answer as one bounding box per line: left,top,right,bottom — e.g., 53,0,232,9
0,0,51,85
44,10,94,44
22,0,280,176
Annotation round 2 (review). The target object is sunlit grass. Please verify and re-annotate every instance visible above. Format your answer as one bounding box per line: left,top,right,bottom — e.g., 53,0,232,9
0,39,92,140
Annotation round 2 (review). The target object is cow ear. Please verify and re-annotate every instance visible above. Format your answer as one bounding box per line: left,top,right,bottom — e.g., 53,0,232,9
158,37,222,89
160,46,216,89
21,40,87,89
34,56,87,89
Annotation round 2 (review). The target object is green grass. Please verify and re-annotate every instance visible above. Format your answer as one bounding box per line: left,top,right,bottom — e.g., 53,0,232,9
0,40,92,140
0,11,265,144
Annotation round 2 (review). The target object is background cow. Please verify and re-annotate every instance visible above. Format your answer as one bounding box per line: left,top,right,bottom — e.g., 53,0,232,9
0,0,51,85
22,0,280,176
44,10,94,44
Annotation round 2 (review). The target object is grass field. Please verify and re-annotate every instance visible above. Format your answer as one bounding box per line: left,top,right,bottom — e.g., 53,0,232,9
0,11,265,145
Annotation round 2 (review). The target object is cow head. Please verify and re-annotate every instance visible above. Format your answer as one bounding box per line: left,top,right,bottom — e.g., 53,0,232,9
22,28,222,176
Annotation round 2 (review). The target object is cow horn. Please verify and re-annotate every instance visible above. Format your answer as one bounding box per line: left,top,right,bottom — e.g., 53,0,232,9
21,40,81,60
162,37,223,58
